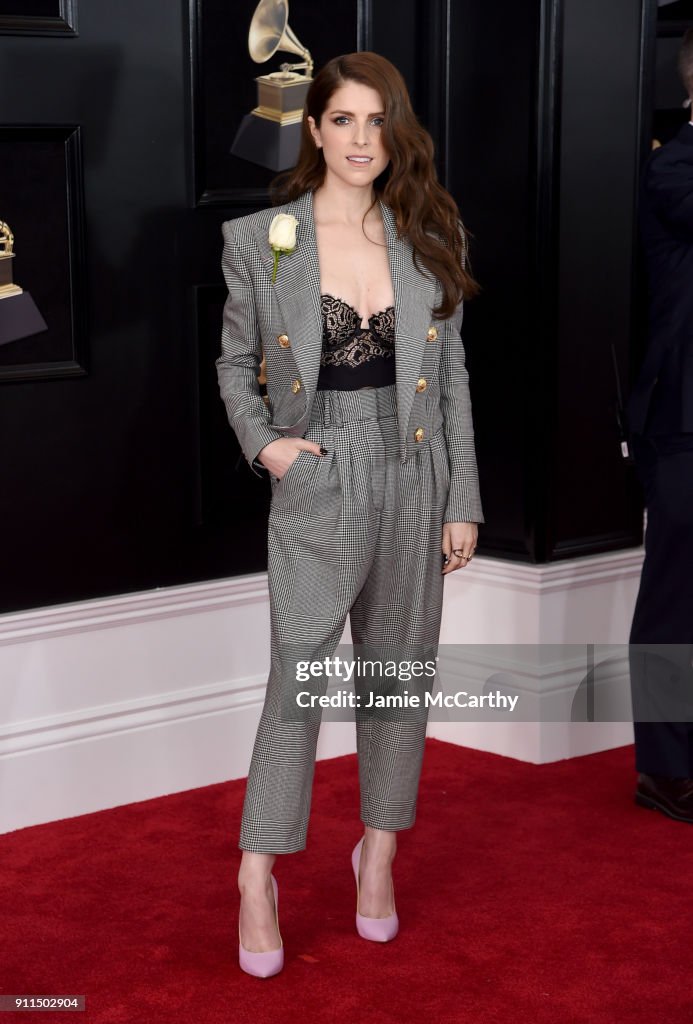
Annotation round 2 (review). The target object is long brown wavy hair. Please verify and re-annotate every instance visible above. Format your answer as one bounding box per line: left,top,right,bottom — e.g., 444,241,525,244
270,51,479,319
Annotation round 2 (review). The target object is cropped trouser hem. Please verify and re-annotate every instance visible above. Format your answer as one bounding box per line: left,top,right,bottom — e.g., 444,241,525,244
238,826,310,855
238,814,418,855
360,810,417,833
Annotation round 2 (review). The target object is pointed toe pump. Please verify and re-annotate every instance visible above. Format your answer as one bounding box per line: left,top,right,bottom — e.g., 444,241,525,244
238,874,284,978
351,836,399,942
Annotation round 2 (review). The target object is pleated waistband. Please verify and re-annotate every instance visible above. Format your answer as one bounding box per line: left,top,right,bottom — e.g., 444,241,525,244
309,384,398,426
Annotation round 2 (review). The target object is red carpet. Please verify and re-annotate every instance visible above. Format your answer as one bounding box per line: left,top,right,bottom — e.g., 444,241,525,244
2,740,693,1023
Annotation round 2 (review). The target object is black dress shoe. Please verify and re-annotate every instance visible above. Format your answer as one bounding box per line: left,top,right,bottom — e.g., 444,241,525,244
635,773,693,823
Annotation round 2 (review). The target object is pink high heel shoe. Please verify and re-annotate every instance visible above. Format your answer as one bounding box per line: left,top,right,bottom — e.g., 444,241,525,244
351,836,399,942
238,874,284,978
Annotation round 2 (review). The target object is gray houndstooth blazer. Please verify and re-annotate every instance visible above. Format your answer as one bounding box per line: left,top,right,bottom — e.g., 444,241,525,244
216,188,484,524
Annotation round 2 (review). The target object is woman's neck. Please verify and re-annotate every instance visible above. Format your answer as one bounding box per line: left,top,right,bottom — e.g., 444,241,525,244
313,177,378,226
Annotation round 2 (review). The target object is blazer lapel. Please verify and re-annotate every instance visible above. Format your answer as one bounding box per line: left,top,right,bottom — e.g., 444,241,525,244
251,189,323,401
379,199,439,455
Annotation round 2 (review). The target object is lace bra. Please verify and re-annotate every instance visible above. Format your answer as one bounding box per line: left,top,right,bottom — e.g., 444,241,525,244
316,293,396,391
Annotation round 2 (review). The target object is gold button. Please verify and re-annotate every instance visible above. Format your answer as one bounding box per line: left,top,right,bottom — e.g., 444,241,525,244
291,379,301,393
427,326,438,342
416,378,427,392
262,394,270,406
414,427,425,442
277,333,290,348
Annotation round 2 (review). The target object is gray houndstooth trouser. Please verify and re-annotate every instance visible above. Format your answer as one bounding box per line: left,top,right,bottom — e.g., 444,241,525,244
238,384,451,853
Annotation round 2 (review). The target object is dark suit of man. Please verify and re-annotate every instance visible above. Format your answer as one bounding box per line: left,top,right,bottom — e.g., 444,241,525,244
627,121,693,802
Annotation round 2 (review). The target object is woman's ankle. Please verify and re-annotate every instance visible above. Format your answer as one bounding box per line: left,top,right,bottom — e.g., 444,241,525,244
363,827,397,861
237,851,277,890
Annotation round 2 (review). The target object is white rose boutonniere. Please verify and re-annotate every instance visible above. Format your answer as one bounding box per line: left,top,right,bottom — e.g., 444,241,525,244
268,213,299,283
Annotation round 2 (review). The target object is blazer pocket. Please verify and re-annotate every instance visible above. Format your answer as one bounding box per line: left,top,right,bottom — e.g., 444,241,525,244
268,391,306,431
425,392,445,434
429,426,451,490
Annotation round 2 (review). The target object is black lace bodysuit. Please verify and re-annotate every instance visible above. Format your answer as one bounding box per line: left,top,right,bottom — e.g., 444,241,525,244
316,293,396,390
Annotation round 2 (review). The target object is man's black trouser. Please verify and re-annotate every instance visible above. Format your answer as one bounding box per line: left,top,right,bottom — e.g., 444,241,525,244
629,433,693,777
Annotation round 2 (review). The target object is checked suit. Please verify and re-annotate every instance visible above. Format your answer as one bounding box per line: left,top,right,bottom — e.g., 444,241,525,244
216,188,484,852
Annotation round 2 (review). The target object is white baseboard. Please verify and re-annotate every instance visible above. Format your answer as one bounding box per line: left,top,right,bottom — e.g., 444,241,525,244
0,547,644,833
427,722,634,763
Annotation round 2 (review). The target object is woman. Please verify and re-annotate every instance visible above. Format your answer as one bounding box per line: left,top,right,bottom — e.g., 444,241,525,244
216,51,484,977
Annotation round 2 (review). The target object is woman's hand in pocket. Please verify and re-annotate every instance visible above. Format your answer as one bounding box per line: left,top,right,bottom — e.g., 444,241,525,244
258,438,326,479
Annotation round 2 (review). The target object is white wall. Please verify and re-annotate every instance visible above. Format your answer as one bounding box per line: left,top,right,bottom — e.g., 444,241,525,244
0,548,643,834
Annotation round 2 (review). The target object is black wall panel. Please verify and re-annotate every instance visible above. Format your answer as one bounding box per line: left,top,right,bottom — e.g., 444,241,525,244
445,0,543,559
551,0,645,557
0,124,87,380
1,0,194,612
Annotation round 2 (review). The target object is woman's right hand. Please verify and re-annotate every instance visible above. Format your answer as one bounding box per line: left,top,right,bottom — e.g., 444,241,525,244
258,438,325,479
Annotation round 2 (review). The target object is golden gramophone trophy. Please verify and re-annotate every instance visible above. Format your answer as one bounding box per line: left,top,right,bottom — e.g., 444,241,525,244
0,221,48,347
0,222,21,299
230,0,313,172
